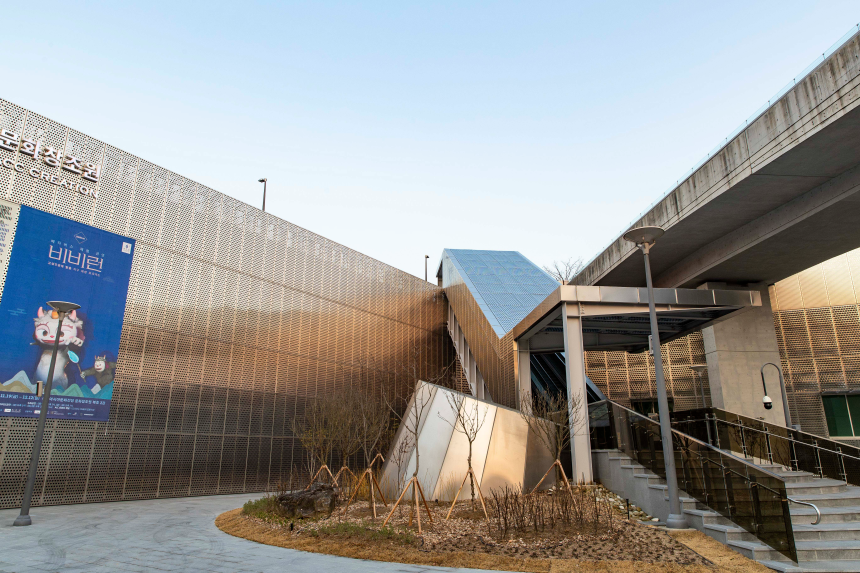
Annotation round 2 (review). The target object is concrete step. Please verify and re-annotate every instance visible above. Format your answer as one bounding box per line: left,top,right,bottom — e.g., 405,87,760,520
792,506,860,525
702,522,758,543
620,463,647,471
789,489,860,509
793,522,860,541
683,507,733,527
778,472,829,485
759,559,860,572
643,482,698,510
702,519,860,542
786,479,850,495
728,539,860,563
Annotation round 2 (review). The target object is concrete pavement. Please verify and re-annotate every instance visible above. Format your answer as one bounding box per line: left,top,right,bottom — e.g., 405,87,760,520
0,494,493,573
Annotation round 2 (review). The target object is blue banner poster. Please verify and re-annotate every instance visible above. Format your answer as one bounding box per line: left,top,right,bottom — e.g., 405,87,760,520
0,202,134,421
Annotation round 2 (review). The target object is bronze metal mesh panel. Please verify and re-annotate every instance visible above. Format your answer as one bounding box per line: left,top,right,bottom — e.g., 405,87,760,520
0,99,451,509
585,330,709,411
771,249,860,438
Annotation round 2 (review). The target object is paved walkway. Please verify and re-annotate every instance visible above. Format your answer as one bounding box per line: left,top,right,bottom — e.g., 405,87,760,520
0,494,493,573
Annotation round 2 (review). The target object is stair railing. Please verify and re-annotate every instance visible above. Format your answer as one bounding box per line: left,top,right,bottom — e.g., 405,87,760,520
590,400,799,563
671,407,860,486
787,498,821,525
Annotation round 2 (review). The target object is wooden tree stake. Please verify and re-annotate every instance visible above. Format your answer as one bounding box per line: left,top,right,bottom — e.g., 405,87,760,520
306,464,336,489
383,476,433,531
343,466,388,516
531,459,573,496
332,465,357,488
445,469,489,521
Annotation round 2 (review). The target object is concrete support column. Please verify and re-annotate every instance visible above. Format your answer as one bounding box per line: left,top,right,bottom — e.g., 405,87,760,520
561,303,593,483
701,283,786,425
515,339,531,409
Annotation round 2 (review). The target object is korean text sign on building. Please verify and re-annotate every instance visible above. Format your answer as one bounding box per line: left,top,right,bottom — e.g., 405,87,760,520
0,200,134,421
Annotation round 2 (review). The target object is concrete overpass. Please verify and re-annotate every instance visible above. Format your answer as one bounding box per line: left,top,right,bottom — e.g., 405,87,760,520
573,26,860,426
575,27,860,290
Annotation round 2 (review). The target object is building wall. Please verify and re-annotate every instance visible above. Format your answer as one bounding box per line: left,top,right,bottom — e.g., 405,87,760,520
0,99,451,509
770,248,860,438
585,332,710,412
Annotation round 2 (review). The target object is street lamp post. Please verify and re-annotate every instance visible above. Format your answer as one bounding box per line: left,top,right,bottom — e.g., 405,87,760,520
690,365,708,409
622,226,687,529
258,178,267,212
761,362,793,428
425,255,429,282
14,300,80,526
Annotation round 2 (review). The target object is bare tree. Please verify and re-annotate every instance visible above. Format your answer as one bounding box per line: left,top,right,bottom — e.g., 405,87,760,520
543,257,584,284
388,430,413,496
332,389,365,488
291,396,340,485
354,388,390,467
518,389,586,493
439,391,488,513
341,386,392,519
381,344,453,532
386,343,454,483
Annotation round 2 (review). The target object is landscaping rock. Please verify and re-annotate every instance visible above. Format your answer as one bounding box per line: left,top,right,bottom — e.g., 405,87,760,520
277,483,338,518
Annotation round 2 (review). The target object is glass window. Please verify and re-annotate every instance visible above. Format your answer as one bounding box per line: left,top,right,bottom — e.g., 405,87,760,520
848,395,860,437
632,399,674,417
823,395,854,437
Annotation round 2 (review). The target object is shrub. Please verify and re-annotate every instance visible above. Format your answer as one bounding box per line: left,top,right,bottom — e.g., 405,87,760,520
488,484,616,540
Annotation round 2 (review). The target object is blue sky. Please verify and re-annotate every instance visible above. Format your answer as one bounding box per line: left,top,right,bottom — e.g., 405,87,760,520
3,2,859,279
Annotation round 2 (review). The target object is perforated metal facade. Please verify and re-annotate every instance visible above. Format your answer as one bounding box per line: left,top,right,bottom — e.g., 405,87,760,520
770,247,860,438
584,332,709,412
0,99,451,509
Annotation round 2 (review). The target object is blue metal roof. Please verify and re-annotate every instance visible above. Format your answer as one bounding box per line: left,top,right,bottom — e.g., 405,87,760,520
443,249,559,336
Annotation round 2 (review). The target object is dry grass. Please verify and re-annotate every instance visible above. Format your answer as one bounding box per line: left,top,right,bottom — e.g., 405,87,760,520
667,530,774,573
216,506,768,573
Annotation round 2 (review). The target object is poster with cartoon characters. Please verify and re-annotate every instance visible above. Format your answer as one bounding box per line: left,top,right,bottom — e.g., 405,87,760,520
0,200,134,421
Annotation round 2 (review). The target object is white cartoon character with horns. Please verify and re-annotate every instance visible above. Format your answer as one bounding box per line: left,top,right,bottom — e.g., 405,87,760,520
31,306,85,391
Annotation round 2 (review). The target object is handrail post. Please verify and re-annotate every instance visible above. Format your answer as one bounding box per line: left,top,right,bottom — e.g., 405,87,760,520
838,447,848,484
764,429,774,465
739,419,749,459
723,465,735,520
705,412,714,447
648,427,657,474
701,456,713,506
680,440,691,493
713,414,721,449
813,439,823,478
749,475,763,535
788,438,800,472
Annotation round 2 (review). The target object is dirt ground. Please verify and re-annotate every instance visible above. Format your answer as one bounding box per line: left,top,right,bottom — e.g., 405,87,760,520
216,493,772,573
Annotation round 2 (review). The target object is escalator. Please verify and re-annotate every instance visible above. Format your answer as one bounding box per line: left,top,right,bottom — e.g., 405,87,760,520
530,352,606,404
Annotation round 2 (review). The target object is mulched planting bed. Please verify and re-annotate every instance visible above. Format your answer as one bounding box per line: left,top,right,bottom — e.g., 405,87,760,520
217,484,771,572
